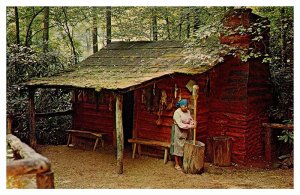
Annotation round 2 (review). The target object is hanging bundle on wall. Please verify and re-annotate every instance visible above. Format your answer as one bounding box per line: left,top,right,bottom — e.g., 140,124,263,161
153,83,156,96
152,87,160,112
144,86,153,112
166,98,174,111
179,88,182,100
186,80,197,93
167,88,174,111
156,104,163,126
161,90,167,110
141,89,146,104
174,84,178,98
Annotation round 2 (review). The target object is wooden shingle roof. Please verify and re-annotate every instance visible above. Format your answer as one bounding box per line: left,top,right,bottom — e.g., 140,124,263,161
25,41,230,92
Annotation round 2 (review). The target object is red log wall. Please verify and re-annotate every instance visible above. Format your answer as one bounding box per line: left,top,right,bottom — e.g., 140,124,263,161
206,56,249,163
131,54,270,164
133,73,209,143
246,59,272,160
72,90,115,143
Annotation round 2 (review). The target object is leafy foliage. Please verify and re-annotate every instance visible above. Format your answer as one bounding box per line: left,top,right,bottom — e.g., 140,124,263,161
277,130,293,144
252,7,294,122
7,44,72,144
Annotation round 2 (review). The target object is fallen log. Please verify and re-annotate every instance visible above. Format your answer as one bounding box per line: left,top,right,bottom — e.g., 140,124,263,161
6,134,51,176
6,134,54,188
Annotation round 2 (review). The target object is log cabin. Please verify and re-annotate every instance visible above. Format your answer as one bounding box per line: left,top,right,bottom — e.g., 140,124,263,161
24,8,272,173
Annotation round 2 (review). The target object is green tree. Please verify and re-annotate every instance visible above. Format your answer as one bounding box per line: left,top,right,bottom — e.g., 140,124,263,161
253,7,294,122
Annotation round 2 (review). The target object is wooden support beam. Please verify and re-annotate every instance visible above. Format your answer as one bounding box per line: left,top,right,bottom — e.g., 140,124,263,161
7,115,13,134
262,123,294,162
35,110,73,118
72,89,77,129
28,88,37,149
265,127,272,162
115,94,124,174
95,91,100,112
262,123,293,130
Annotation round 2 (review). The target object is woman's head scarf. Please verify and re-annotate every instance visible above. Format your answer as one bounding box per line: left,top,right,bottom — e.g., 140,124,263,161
176,99,188,108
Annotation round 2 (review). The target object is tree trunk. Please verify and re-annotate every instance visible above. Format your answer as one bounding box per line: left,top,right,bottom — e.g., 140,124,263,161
186,12,190,39
212,136,232,166
152,9,158,41
280,7,287,67
193,8,201,35
165,16,171,40
92,7,98,53
178,14,183,40
62,7,78,64
183,140,205,174
86,29,91,54
25,7,45,47
14,7,20,45
115,94,124,174
43,7,50,52
106,6,112,44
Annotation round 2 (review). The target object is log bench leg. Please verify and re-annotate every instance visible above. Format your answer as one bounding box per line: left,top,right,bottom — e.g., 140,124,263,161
93,137,100,151
67,134,72,146
138,144,142,157
164,148,168,164
265,127,272,162
132,143,137,159
101,138,105,147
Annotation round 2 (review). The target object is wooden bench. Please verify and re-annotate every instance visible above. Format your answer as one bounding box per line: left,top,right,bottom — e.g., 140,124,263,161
128,138,171,164
66,130,108,151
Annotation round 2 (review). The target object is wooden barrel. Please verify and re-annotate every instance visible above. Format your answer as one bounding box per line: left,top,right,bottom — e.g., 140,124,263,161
183,140,205,174
212,136,232,166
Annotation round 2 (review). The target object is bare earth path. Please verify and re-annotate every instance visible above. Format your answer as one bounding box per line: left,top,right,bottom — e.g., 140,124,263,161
36,145,293,189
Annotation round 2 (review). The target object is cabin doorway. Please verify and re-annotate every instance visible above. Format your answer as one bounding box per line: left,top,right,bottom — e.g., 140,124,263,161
123,91,134,147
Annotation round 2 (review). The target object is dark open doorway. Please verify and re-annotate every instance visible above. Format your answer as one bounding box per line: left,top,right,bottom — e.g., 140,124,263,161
123,91,134,147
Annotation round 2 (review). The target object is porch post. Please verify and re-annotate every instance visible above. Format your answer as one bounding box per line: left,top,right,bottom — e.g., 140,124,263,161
28,87,37,149
115,93,124,174
7,114,13,134
265,127,272,162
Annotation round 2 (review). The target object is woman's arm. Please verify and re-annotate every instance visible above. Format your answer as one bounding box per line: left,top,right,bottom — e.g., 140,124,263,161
187,110,195,128
173,111,191,129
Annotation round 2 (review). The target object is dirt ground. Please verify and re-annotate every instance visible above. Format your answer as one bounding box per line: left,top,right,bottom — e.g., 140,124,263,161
23,144,293,189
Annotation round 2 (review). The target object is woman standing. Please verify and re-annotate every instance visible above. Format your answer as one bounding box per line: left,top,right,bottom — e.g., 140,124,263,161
170,99,194,171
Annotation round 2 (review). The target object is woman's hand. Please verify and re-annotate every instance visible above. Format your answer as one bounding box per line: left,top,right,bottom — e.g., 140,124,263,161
190,120,195,126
